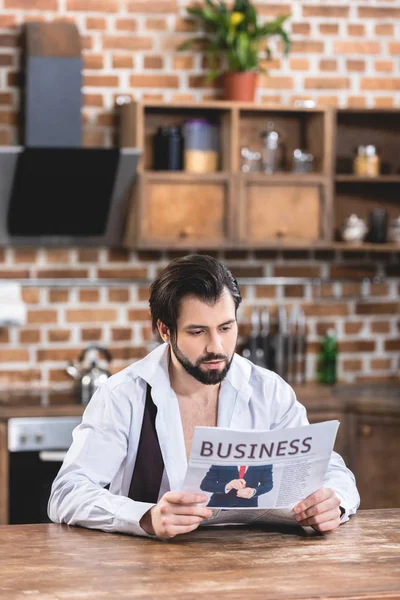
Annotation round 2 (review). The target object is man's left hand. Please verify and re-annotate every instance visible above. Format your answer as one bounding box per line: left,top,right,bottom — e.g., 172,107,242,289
236,487,256,499
293,488,341,532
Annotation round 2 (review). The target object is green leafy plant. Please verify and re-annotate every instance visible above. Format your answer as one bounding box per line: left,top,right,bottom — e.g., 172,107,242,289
179,0,291,81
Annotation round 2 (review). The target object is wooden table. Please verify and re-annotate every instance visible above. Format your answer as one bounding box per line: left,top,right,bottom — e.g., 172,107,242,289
0,509,399,599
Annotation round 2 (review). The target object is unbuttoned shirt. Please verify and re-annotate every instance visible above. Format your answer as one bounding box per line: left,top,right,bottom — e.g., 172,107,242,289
48,344,360,537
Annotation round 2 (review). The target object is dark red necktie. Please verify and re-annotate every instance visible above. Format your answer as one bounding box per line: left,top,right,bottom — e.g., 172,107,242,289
239,465,246,479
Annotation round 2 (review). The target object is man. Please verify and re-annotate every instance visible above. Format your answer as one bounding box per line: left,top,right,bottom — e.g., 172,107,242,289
200,464,273,508
49,254,359,540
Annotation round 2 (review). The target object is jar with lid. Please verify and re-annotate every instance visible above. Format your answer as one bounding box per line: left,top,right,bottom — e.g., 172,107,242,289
260,121,285,174
353,145,380,177
183,119,219,173
152,126,183,171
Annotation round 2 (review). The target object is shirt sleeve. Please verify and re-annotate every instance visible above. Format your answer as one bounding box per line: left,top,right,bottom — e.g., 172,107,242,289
270,375,360,522
47,382,155,538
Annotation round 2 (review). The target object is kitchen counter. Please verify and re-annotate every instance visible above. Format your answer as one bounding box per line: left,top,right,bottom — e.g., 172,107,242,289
0,509,399,599
0,383,399,420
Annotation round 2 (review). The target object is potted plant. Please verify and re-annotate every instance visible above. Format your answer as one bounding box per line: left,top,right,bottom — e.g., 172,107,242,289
179,0,291,102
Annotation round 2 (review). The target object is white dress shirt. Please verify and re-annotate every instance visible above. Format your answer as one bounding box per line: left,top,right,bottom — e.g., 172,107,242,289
48,343,360,537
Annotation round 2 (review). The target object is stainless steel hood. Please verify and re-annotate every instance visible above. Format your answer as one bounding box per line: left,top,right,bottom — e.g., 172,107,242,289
0,146,140,246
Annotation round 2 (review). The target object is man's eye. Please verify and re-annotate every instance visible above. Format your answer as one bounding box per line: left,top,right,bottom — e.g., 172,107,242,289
221,326,232,332
190,330,203,336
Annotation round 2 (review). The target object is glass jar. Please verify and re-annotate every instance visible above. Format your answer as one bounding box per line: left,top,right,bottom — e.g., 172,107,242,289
152,126,183,171
260,121,285,174
183,119,219,173
353,145,380,177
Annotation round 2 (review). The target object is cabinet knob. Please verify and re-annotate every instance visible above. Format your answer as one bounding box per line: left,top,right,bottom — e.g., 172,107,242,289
359,424,372,437
179,226,193,239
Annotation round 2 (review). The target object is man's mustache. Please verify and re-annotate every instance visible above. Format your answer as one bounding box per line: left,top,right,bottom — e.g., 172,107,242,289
197,353,228,364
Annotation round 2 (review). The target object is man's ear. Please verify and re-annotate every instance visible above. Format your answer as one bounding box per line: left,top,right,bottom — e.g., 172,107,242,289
157,320,171,344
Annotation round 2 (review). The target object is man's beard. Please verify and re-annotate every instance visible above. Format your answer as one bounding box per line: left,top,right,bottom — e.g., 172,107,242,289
170,336,235,385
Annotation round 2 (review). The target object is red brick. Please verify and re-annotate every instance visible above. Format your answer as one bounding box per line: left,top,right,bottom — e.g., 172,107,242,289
347,60,365,72
274,266,321,278
175,17,197,32
109,288,130,302
127,1,177,13
49,290,70,303
44,249,70,263
86,17,107,30
84,55,104,70
27,310,58,324
130,74,178,88
98,268,147,279
342,359,362,372
302,303,349,317
358,7,400,18
103,35,152,51
109,346,147,360
112,328,132,342
19,329,40,344
0,111,17,125
4,0,57,8
84,75,119,87
0,330,9,343
290,41,324,53
172,55,194,70
37,269,89,278
344,322,364,335
385,340,400,351
67,0,119,11
361,78,400,91
334,41,380,54
356,303,399,315
79,289,100,303
374,61,394,74
37,348,82,362
255,286,276,299
375,24,394,36
319,24,339,35
0,15,17,27
0,369,41,384
13,248,38,263
302,5,349,17
370,359,392,370
127,309,151,321
0,349,29,362
319,60,337,72
290,58,309,71
112,55,135,69
374,97,395,108
291,23,310,35
115,18,137,31
305,77,349,90
84,93,104,107
0,54,13,67
145,18,168,31
259,76,294,90
370,321,391,334
143,55,164,69
81,328,103,341
48,330,72,342
338,341,375,353
283,285,305,298
0,269,29,279
21,289,40,304
66,309,117,323
256,4,291,16
347,24,365,37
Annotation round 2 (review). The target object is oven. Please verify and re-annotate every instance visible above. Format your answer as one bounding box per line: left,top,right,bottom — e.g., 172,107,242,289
8,417,81,524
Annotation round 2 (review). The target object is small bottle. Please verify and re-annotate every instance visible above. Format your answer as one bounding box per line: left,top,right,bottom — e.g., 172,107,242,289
353,145,367,176
364,145,380,177
318,329,338,384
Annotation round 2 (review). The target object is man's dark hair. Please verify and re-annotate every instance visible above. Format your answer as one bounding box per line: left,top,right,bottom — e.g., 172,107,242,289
149,254,242,334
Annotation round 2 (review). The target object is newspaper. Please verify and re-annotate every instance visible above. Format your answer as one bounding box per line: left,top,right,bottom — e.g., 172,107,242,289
182,420,339,526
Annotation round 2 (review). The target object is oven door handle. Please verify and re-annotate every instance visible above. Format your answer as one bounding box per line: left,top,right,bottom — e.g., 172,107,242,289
39,451,68,462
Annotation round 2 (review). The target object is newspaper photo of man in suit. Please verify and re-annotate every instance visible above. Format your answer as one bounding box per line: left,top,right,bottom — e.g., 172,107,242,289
200,464,273,508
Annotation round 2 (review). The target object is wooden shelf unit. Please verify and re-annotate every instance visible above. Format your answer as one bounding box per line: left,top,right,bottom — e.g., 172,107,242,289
120,101,400,251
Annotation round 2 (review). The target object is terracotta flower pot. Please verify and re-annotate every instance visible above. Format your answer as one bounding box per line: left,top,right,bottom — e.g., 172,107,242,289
223,71,258,102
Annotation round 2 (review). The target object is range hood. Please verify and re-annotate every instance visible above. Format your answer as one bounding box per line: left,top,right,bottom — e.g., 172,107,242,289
0,22,140,247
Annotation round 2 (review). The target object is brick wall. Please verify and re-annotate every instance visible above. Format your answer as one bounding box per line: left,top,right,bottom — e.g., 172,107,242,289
1,1,400,145
0,247,399,387
0,1,399,386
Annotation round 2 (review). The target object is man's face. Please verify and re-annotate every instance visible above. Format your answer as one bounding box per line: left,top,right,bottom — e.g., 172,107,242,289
169,289,238,386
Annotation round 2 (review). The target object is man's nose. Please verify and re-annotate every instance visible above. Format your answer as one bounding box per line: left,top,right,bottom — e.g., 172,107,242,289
206,331,224,354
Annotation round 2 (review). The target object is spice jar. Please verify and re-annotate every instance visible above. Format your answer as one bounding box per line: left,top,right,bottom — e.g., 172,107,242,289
183,119,219,173
353,145,380,177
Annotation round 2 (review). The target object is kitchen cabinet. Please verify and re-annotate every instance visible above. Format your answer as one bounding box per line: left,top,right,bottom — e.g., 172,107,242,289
120,100,400,251
348,412,400,509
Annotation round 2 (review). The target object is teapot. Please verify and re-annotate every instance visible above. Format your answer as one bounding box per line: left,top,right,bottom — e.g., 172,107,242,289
66,345,112,405
341,214,368,244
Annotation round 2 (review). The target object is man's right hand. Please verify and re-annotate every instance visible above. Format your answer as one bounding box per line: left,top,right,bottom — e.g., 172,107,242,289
225,479,246,492
140,492,213,540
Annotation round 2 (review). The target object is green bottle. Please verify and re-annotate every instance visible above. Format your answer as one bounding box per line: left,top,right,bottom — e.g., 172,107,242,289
318,328,338,384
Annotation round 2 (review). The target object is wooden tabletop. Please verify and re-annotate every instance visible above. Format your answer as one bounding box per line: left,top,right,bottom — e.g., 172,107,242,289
1,509,399,599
